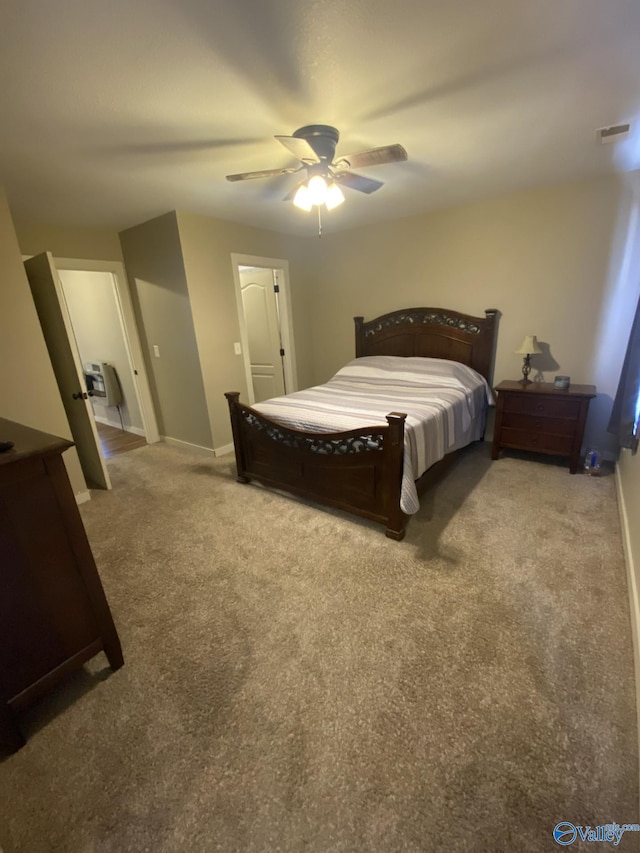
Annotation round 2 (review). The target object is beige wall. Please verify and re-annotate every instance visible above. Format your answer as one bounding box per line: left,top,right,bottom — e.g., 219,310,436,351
619,447,640,592
618,446,640,782
610,170,640,690
59,269,144,432
310,175,625,454
0,188,86,496
119,212,213,450
120,209,315,452
176,211,315,449
16,222,124,262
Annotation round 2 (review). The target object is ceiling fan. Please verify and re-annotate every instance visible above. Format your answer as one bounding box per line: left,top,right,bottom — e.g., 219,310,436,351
225,124,407,213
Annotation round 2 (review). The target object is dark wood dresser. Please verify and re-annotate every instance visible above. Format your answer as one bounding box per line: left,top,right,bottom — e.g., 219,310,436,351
0,418,123,753
491,380,596,473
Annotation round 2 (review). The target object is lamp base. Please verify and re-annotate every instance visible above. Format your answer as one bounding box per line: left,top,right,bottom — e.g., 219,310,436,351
520,354,532,385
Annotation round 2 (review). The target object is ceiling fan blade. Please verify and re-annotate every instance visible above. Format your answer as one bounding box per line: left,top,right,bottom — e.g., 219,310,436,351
333,171,384,194
226,167,299,182
334,144,407,170
274,135,321,164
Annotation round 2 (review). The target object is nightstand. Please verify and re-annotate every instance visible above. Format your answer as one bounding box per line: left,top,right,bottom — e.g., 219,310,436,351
491,380,596,473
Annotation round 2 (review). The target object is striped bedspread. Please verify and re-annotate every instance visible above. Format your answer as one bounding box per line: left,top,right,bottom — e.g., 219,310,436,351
254,356,494,514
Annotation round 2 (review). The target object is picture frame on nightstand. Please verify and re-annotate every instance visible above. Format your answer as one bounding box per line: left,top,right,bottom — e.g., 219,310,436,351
554,375,570,390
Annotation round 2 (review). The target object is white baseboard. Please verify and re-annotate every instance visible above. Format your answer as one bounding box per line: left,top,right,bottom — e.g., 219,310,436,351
75,490,91,505
214,442,234,457
614,462,640,814
161,436,215,457
93,414,146,437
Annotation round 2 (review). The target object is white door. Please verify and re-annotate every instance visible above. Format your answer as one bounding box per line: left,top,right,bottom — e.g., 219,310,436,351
240,268,286,402
24,253,111,490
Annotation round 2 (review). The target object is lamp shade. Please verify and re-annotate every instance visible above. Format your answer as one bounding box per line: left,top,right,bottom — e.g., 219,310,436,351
292,184,312,211
514,335,542,355
325,182,345,210
307,175,328,205
292,175,345,217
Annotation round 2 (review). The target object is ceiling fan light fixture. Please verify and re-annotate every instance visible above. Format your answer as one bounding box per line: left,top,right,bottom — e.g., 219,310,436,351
325,182,345,210
227,125,407,227
307,174,328,206
228,124,406,218
292,183,313,211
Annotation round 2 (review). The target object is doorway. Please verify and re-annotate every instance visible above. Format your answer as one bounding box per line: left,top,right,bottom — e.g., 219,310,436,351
24,253,112,491
231,254,297,404
24,253,159,494
54,260,160,460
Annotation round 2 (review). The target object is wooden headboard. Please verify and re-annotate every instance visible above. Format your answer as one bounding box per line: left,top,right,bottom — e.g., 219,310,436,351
354,307,499,383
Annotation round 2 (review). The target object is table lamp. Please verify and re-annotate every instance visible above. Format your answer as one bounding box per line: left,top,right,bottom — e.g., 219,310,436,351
515,335,541,384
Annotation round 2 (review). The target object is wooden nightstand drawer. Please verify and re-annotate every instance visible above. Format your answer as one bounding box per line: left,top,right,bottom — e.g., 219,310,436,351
501,412,577,436
502,394,581,419
499,427,574,455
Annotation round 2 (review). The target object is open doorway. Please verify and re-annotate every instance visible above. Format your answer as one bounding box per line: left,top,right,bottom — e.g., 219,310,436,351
24,251,160,497
231,254,297,404
24,253,112,492
54,258,160,462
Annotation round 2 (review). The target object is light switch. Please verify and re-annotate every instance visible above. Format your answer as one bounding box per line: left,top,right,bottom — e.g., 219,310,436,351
234,342,242,355
153,345,160,358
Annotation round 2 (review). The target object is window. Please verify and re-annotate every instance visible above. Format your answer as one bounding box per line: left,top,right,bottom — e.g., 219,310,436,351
608,293,640,452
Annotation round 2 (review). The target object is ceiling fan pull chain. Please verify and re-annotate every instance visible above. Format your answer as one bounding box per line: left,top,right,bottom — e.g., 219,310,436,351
318,205,322,238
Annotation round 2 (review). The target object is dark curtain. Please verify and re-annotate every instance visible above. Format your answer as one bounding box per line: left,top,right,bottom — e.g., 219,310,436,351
608,292,640,451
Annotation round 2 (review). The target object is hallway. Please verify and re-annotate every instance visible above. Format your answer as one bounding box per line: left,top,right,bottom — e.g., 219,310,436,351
96,422,147,458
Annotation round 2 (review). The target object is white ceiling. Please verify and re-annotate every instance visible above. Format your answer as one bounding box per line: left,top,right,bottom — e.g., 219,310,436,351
1,0,639,237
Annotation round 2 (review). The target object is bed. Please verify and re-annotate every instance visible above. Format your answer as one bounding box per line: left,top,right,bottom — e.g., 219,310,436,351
225,306,498,540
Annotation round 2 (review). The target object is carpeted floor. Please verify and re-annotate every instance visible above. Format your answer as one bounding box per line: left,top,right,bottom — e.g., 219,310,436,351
0,442,638,852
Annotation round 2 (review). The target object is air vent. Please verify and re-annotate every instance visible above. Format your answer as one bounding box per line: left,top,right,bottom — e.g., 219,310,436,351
597,123,631,144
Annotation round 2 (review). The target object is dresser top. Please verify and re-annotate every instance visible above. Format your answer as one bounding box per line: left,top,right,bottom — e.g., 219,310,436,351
494,380,597,398
0,418,73,467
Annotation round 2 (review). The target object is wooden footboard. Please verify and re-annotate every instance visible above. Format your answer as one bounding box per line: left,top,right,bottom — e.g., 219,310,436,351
225,392,408,539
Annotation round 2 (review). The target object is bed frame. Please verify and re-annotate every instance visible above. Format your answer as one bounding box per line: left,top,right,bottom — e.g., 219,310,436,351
225,307,498,540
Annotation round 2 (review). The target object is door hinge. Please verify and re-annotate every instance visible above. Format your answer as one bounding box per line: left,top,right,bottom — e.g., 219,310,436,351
274,284,280,293
280,348,285,357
